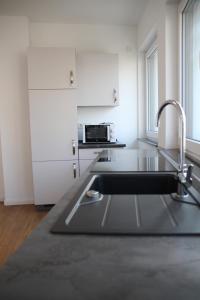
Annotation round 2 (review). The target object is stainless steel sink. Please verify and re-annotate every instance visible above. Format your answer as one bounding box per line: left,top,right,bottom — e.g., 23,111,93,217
51,173,200,235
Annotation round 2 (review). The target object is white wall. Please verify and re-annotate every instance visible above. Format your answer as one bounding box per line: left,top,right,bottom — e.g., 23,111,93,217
30,23,138,148
0,17,34,205
137,0,179,149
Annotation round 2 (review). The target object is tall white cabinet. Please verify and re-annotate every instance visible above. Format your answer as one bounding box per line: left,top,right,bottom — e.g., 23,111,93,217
28,47,77,89
29,90,77,161
28,47,78,205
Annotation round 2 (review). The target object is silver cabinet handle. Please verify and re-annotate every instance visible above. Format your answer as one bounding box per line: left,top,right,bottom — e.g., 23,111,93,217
113,89,117,103
73,163,77,179
72,139,76,155
70,70,74,85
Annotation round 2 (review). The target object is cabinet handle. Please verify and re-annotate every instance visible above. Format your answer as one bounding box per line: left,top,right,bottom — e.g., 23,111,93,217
70,70,74,85
72,139,76,155
113,89,117,103
73,163,77,179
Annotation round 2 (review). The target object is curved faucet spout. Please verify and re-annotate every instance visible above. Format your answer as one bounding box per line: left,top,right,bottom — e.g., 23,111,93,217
156,100,186,173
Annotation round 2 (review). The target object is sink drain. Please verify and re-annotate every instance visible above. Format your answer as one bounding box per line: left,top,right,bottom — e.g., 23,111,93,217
79,190,103,206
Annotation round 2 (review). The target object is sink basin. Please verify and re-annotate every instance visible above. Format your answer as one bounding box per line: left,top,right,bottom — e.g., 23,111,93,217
90,174,178,195
51,173,200,235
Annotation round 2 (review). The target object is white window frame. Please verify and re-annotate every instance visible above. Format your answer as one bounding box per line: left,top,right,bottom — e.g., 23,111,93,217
145,40,158,140
179,0,200,159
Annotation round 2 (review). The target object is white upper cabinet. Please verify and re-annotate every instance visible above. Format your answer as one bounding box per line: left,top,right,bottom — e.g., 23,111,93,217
28,47,77,89
29,89,78,161
76,52,119,106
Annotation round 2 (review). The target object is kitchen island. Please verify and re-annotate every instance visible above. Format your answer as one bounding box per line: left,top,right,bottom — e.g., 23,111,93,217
0,148,200,300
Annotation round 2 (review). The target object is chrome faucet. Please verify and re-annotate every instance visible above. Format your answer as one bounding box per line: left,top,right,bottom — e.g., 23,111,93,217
156,100,193,199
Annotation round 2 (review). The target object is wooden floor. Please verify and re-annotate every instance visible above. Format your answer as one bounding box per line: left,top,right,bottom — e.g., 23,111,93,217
0,202,48,265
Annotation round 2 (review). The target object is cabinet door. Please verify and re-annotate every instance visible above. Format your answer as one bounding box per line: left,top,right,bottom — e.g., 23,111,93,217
78,149,103,160
79,160,93,176
77,52,119,106
32,161,78,205
29,90,78,161
78,149,103,176
28,47,76,89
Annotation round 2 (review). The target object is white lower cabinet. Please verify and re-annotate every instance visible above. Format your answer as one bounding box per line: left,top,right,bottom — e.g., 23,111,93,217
79,160,94,176
79,148,103,160
78,149,103,176
32,160,78,205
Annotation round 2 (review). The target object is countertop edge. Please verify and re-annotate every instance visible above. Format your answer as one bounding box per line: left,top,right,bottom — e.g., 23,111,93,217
78,142,126,149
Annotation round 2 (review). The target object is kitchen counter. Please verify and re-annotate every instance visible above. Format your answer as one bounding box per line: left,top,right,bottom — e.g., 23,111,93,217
91,149,176,173
78,142,126,149
0,148,200,300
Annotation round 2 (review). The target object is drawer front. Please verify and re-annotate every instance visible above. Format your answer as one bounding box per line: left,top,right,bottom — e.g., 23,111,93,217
78,149,103,160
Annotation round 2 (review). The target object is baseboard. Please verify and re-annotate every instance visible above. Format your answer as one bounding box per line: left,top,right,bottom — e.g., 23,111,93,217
4,199,34,206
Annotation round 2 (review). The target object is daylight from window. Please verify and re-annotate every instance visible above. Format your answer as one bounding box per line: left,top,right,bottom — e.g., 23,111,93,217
146,46,158,133
183,0,200,142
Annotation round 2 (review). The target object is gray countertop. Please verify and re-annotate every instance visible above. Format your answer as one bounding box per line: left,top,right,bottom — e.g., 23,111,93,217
78,142,126,149
91,149,176,173
1,148,200,300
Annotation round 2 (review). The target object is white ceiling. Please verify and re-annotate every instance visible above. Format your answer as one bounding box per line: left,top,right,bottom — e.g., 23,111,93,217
0,0,149,26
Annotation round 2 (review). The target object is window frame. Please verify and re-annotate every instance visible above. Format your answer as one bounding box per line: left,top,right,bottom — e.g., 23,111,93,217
145,40,158,140
179,0,200,159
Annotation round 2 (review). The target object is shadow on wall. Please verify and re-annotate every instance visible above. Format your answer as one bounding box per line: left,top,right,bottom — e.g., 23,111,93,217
0,133,5,202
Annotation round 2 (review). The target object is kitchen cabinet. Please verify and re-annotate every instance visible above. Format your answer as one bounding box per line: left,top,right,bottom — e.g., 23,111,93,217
28,46,78,205
79,159,93,176
79,148,103,160
32,161,78,205
76,52,119,106
78,149,103,176
78,147,125,175
28,47,77,89
29,89,78,205
29,90,78,161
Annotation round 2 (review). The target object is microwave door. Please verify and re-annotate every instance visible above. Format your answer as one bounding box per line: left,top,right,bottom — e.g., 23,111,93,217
84,125,108,143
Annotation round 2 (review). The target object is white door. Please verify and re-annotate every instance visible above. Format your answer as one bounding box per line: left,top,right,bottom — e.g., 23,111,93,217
77,52,119,106
32,160,79,205
29,90,78,161
28,47,77,89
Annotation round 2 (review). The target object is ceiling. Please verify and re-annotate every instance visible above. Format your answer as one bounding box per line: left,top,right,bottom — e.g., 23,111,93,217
0,0,149,26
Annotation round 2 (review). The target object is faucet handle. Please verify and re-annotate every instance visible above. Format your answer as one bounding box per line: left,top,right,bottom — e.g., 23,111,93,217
186,164,193,183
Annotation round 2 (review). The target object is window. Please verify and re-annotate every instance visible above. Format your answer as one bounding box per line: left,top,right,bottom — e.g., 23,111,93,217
182,0,200,142
145,43,158,136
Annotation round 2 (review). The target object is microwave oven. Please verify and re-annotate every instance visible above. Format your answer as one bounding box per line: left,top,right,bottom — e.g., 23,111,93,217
82,123,116,143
